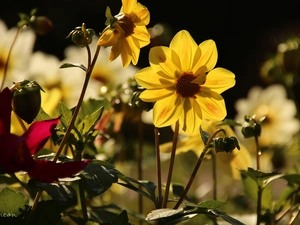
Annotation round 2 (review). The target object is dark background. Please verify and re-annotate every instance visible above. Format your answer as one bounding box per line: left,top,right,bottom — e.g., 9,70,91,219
1,0,300,119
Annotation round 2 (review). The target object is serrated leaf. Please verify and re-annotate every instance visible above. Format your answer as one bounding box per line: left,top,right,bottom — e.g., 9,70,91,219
60,63,87,72
78,106,103,136
0,187,29,216
58,102,73,128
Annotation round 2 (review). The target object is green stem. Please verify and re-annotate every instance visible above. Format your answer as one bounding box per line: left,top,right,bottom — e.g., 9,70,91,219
174,128,226,209
162,121,179,208
137,117,143,223
255,135,261,171
254,135,262,225
212,153,217,200
1,27,21,90
154,126,163,208
53,45,100,162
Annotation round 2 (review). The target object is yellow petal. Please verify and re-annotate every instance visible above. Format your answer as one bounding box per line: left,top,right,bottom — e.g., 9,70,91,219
135,67,175,89
149,46,181,79
126,36,140,65
153,95,183,127
193,40,218,73
179,98,202,135
97,28,119,47
196,89,227,121
109,40,122,61
120,39,132,67
139,88,174,102
133,2,150,25
204,68,235,94
132,26,150,48
170,30,198,72
121,0,137,13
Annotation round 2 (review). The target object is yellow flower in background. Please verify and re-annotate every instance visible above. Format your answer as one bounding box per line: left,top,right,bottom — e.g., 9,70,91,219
135,30,235,134
160,120,252,179
97,0,150,68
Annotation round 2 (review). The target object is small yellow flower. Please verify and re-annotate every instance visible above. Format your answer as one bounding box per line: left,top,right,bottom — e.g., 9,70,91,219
97,0,150,68
135,30,235,134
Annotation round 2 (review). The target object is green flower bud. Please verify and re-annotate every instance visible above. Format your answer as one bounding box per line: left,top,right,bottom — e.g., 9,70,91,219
67,26,96,47
30,16,53,35
213,137,240,153
12,80,43,124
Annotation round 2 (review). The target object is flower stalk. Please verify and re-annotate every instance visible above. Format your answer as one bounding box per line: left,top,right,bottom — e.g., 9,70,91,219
174,128,226,209
162,120,179,208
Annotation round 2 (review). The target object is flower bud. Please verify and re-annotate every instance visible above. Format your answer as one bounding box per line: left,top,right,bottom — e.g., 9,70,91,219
67,26,96,47
12,80,43,124
213,137,240,153
30,16,53,35
241,122,261,138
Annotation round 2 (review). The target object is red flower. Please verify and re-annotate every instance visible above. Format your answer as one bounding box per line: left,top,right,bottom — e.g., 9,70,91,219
0,87,90,183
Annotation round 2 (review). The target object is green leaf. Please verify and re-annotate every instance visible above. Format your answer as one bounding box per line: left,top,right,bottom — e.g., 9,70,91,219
81,160,119,196
0,187,29,216
210,210,246,225
280,174,300,186
77,106,103,137
146,208,184,220
35,107,53,121
60,63,87,72
58,102,73,128
28,180,77,206
112,210,131,225
216,119,243,127
240,167,280,187
241,172,273,209
197,200,228,209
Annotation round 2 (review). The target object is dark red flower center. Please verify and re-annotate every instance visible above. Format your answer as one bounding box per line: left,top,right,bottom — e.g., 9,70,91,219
176,73,200,98
116,14,135,37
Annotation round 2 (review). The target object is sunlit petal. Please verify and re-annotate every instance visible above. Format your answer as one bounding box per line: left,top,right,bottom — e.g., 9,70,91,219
121,0,137,13
135,67,175,89
150,46,181,79
193,40,218,72
170,30,198,71
153,95,183,127
179,98,202,134
204,68,236,93
139,88,174,102
196,89,226,121
133,3,150,25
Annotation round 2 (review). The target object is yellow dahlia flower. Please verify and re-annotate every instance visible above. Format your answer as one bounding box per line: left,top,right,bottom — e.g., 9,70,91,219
97,0,150,68
135,30,235,134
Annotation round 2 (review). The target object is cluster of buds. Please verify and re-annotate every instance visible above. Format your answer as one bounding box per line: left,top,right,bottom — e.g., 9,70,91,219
241,115,263,138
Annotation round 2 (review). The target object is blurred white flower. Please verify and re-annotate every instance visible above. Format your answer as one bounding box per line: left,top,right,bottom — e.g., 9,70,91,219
0,20,36,88
26,51,99,108
63,38,139,96
235,84,300,147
